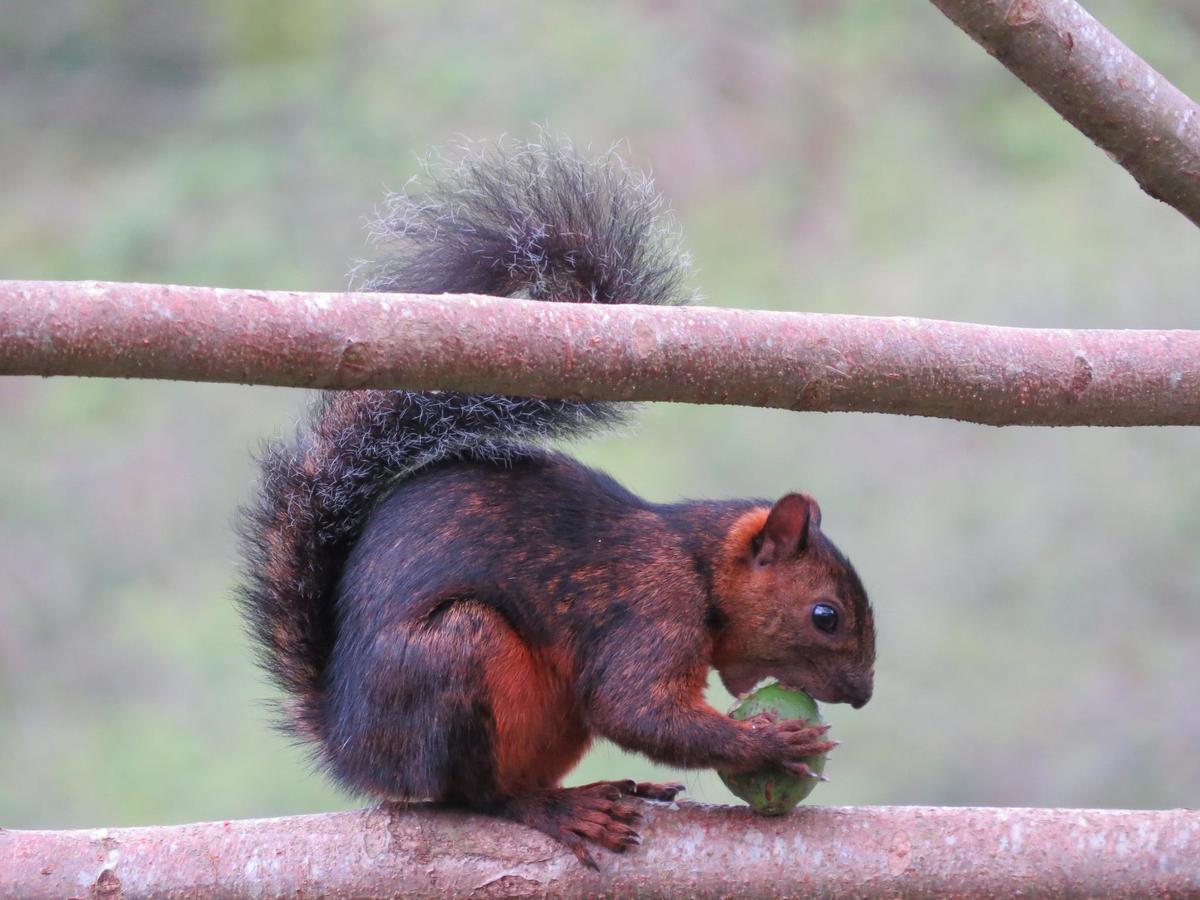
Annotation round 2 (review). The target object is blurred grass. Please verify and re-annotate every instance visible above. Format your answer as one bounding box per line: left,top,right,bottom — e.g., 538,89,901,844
1,0,1198,827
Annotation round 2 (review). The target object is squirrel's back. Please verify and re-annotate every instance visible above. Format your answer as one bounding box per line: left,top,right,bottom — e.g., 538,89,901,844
236,137,692,750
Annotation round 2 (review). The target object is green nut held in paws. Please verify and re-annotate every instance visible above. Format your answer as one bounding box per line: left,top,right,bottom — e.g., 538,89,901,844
718,680,826,815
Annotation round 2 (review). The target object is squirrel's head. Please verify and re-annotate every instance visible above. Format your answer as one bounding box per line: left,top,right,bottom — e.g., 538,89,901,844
712,493,875,708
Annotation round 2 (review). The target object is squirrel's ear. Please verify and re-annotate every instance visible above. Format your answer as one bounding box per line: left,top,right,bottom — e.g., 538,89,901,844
753,493,821,565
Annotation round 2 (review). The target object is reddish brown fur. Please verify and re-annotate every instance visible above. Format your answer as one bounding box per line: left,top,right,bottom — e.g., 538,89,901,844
482,630,590,794
711,502,875,703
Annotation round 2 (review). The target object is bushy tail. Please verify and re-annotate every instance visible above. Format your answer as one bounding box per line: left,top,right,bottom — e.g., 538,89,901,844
237,137,692,742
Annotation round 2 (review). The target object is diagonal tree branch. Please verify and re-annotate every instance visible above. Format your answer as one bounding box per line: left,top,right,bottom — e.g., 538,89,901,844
929,0,1200,228
4,804,1199,898
2,280,1199,426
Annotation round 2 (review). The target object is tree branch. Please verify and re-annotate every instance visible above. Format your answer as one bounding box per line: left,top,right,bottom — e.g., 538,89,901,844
2,280,1199,426
3,804,1198,898
929,0,1200,227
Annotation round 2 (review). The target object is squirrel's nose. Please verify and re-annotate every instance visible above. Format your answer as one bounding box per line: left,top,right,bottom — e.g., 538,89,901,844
847,674,873,709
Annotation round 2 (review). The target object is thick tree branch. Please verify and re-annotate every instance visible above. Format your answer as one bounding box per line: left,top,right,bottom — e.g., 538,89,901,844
2,280,1199,426
3,804,1198,898
930,0,1200,227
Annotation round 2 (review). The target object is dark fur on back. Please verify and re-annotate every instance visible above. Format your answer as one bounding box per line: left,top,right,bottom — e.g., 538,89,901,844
237,137,692,744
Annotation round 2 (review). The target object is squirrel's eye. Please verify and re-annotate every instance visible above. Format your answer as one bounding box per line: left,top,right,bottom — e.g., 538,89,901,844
812,603,839,634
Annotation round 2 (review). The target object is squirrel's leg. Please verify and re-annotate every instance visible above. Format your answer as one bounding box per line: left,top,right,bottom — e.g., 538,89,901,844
429,604,644,866
591,689,765,769
592,688,834,774
582,636,834,774
413,600,589,797
369,602,672,866
444,603,684,867
333,599,589,802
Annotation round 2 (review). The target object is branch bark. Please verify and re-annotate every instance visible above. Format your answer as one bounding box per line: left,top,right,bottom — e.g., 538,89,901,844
4,280,1199,426
929,0,1200,227
3,803,1199,898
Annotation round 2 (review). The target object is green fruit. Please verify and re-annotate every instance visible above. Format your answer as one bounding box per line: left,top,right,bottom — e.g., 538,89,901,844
718,680,826,815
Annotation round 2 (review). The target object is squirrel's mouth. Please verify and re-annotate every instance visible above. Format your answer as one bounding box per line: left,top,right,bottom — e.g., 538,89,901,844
766,667,855,707
773,675,828,702
779,670,873,709
718,661,870,707
718,662,817,700
716,662,771,698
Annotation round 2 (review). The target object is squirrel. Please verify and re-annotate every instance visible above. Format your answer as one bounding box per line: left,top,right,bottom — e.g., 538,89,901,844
238,137,875,868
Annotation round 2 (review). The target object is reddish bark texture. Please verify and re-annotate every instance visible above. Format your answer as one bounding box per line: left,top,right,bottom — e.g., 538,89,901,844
3,804,1199,898
930,0,1200,227
3,280,1199,426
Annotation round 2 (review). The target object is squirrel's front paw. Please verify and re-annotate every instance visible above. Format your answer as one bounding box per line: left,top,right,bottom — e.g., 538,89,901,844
751,712,836,778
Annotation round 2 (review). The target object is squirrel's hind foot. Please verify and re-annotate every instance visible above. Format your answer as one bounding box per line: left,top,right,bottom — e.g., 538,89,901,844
496,782,656,870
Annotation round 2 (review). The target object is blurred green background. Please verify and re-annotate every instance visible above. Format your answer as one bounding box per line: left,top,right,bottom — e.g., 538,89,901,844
2,1,1198,828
